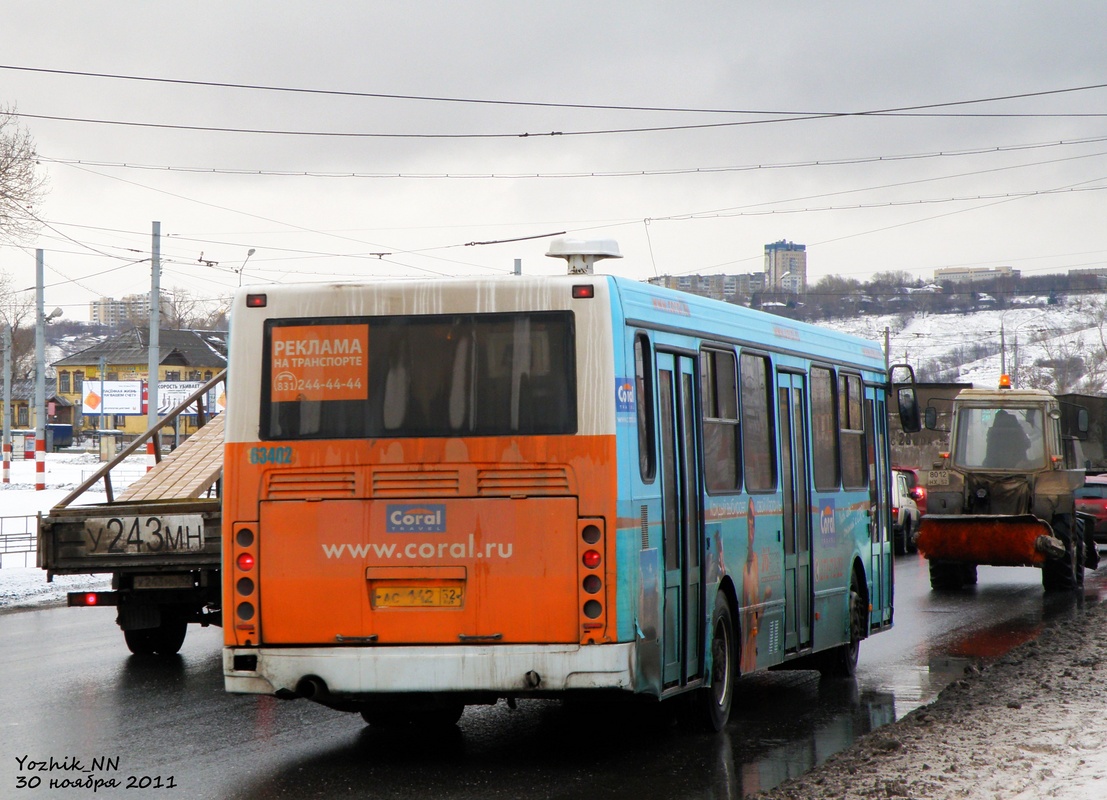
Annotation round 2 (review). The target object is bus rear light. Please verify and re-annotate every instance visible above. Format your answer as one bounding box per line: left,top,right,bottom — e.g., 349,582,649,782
572,285,595,299
237,602,256,621
246,293,267,308
582,574,602,594
582,622,604,630
236,552,256,571
582,550,601,569
583,600,602,619
236,577,255,596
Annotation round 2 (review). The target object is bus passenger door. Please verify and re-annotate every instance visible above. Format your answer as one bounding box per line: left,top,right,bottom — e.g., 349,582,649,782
866,394,893,626
777,371,813,652
656,352,704,687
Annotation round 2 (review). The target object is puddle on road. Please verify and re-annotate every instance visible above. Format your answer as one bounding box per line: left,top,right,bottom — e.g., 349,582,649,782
717,567,1107,798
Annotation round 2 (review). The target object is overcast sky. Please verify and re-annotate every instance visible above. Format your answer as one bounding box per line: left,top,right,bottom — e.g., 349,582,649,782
4,2,1107,321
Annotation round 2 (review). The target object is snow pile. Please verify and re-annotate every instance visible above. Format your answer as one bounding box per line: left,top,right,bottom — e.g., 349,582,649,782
0,567,110,610
0,451,138,611
758,601,1107,799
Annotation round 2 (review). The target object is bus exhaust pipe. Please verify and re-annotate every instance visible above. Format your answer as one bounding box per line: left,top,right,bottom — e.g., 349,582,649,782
298,676,329,701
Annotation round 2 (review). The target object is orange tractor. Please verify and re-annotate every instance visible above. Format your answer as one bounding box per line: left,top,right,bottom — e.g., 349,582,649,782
915,378,1097,591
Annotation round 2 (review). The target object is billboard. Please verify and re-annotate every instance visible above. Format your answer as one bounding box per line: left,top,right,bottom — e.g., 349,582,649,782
82,381,143,415
81,380,225,416
157,381,224,416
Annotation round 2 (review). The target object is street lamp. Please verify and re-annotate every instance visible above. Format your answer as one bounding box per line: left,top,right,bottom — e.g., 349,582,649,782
237,248,256,287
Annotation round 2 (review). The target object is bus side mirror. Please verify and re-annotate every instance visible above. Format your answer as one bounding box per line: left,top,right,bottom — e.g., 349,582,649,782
888,363,920,433
897,387,921,433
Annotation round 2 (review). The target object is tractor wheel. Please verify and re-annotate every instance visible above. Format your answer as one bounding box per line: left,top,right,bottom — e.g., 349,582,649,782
929,561,965,591
1042,514,1079,592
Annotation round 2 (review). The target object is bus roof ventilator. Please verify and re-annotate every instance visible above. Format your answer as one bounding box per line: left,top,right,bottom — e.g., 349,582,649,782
546,237,622,274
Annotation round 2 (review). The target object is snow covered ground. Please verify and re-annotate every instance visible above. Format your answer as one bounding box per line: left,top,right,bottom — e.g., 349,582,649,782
0,450,134,610
821,299,1106,393
758,599,1107,800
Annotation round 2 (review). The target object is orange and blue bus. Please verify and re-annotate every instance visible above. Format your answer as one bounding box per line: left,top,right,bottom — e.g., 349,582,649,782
223,239,900,731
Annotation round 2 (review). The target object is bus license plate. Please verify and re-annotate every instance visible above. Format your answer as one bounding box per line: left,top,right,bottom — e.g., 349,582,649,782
927,470,950,486
373,586,464,608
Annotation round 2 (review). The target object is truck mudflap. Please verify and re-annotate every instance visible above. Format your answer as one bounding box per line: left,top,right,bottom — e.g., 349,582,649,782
916,514,1064,566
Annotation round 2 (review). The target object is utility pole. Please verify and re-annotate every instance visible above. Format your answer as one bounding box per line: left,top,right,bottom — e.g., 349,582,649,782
35,249,45,491
1000,322,1007,376
147,221,161,469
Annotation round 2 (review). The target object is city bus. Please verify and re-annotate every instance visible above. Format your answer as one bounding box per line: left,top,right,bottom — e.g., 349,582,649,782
222,239,904,731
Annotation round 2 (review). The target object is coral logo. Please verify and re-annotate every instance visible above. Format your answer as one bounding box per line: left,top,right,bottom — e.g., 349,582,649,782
386,504,446,533
616,379,635,414
819,500,838,547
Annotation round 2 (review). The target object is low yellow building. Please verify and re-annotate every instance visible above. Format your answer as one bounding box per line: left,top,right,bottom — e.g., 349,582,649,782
53,328,226,442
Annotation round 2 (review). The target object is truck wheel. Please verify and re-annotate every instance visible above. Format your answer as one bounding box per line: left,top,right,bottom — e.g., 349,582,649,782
123,628,157,655
1042,514,1078,592
929,561,965,591
123,619,187,656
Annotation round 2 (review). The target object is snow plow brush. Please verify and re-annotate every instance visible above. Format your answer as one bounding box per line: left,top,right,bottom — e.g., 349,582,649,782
915,514,1065,567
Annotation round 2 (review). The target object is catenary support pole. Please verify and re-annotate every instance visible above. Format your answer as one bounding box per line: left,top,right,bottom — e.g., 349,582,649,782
3,323,10,484
147,221,161,471
35,249,46,491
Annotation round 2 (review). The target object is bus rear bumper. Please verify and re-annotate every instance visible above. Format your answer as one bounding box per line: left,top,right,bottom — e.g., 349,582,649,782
224,643,637,698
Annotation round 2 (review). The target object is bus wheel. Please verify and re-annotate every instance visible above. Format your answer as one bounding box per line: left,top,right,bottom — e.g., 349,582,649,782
697,593,735,732
819,577,862,678
361,700,465,728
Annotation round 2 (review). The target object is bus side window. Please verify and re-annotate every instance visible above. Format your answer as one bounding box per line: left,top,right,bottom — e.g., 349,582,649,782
839,373,866,488
701,348,740,492
634,334,656,482
811,366,840,490
739,352,775,492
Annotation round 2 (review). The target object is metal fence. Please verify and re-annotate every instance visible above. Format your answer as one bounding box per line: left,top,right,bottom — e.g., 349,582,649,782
0,515,37,569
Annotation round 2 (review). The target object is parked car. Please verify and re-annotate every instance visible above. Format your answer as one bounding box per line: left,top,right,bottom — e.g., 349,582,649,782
893,465,928,517
892,469,920,555
1075,474,1107,544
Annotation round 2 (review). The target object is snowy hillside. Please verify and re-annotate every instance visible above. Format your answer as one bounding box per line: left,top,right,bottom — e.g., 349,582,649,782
816,295,1107,395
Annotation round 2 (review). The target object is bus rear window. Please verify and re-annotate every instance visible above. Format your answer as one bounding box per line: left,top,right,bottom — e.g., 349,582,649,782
261,311,576,439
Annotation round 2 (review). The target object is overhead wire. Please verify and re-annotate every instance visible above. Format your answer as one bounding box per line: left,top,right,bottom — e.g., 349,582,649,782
37,133,1107,180
5,64,1106,116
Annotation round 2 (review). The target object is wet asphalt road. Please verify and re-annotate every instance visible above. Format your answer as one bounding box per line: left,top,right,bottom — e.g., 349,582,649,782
3,553,1105,800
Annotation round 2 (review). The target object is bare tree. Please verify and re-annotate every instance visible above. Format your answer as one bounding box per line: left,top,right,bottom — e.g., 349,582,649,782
164,287,226,330
0,106,48,244
0,270,36,377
